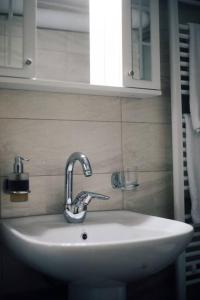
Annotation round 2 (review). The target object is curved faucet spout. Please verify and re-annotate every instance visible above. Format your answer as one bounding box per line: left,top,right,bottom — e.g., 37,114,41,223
65,152,92,176
65,152,92,206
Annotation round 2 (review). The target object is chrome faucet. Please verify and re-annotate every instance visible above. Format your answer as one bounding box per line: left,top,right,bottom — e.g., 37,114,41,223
64,152,109,223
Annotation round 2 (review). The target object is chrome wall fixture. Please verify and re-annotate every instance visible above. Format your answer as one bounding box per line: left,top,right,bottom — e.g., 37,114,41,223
111,169,139,191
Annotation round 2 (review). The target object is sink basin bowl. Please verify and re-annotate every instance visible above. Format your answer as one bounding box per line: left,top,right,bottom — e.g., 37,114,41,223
1,210,193,300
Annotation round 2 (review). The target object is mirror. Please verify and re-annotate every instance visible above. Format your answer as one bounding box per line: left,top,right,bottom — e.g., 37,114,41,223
36,0,90,83
0,0,24,69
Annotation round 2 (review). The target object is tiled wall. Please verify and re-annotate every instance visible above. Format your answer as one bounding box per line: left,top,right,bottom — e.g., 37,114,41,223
0,92,123,218
0,89,172,219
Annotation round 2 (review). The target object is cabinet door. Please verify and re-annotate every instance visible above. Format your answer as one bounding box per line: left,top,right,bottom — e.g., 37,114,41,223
123,0,160,89
0,0,36,78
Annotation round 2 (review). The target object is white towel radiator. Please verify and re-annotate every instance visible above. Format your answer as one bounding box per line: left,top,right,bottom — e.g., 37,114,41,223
169,0,200,299
182,115,200,287
180,20,200,286
180,20,200,291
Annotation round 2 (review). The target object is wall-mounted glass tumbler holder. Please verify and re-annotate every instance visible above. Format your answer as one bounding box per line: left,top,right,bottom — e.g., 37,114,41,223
111,169,139,191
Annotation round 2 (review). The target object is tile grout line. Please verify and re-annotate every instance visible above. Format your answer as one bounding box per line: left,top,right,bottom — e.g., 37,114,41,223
120,97,125,210
0,170,173,178
0,117,121,123
0,118,171,125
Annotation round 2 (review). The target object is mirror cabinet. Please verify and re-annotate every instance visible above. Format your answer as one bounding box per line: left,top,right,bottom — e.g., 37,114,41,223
0,0,160,92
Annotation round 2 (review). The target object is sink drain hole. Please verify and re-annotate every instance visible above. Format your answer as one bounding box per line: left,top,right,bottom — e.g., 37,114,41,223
81,232,88,240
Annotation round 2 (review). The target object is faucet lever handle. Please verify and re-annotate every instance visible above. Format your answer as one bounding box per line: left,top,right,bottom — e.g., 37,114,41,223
74,191,109,208
87,191,109,200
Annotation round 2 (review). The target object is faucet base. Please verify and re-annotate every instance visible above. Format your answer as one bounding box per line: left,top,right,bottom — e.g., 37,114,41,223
68,284,126,300
64,209,86,223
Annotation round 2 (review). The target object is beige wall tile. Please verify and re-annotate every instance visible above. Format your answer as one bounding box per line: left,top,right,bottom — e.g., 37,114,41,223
0,119,122,176
122,122,172,171
1,173,122,218
124,171,173,218
0,90,121,122
121,96,171,124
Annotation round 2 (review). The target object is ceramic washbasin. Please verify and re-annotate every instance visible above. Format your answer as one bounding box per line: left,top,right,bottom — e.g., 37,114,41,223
1,210,193,300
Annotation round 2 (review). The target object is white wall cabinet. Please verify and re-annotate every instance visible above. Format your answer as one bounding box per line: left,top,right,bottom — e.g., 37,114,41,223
0,0,36,78
0,0,161,97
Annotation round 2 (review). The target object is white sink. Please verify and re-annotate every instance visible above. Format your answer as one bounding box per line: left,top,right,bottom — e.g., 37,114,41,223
1,210,193,300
